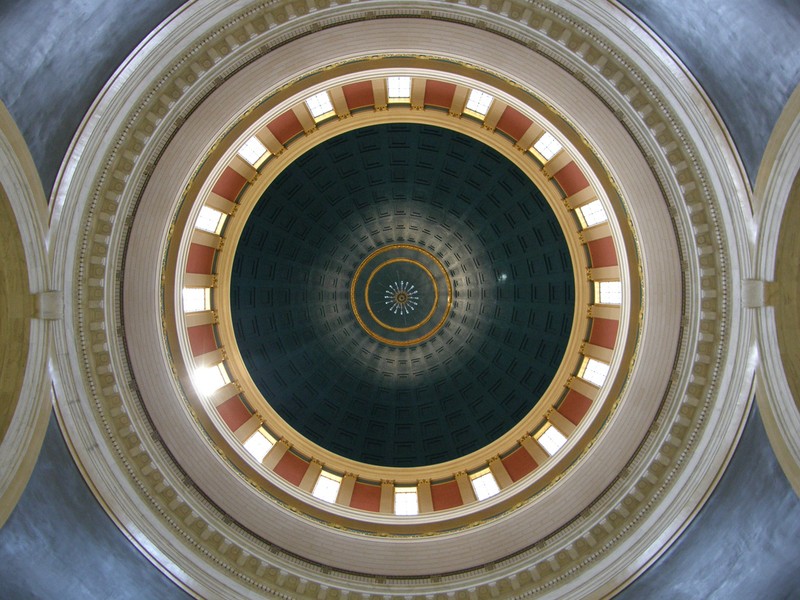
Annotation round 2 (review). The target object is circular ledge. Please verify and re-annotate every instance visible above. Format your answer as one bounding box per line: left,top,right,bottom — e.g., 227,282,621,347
0,101,52,528
48,1,754,598
754,81,800,496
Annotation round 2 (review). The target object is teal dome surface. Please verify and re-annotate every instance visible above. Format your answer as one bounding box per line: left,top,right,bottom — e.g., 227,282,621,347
231,123,574,467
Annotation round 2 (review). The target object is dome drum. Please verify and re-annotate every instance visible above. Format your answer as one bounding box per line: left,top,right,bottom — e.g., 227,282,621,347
163,65,638,531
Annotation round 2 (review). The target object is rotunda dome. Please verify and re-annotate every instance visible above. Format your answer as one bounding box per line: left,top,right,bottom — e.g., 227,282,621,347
47,1,755,597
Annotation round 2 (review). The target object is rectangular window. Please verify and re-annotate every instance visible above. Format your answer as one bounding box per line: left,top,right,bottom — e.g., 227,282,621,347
237,135,269,166
387,76,411,102
575,199,607,228
195,205,226,234
580,357,610,387
305,91,335,121
394,487,419,515
532,132,562,161
595,280,622,305
537,423,568,456
182,287,211,313
193,363,230,394
464,89,493,117
470,470,500,501
243,429,274,462
312,471,342,503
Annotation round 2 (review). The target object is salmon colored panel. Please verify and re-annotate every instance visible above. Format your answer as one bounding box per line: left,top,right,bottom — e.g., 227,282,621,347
431,480,463,511
274,452,309,487
501,448,538,482
495,106,533,141
186,243,215,274
424,80,456,109
587,236,618,267
350,482,381,512
590,317,620,349
211,167,248,202
559,389,593,426
187,324,217,356
216,397,251,432
342,81,374,110
553,161,590,196
267,110,304,145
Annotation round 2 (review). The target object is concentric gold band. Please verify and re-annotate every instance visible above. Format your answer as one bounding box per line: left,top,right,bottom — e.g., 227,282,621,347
350,244,452,347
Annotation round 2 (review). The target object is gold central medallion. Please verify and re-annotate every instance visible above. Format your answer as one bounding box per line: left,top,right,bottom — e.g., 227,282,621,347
350,244,452,347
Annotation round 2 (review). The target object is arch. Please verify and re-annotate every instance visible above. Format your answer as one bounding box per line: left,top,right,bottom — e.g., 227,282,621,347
754,82,800,496
0,101,52,527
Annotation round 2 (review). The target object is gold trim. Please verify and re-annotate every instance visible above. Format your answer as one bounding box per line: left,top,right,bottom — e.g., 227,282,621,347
350,244,452,346
364,258,438,333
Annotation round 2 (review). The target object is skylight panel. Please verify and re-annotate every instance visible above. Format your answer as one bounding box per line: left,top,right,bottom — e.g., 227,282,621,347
305,91,335,121
243,429,274,462
581,357,610,387
470,470,500,501
533,132,563,161
182,287,210,313
237,135,269,166
394,487,419,516
195,205,226,234
193,363,230,395
537,424,568,456
597,280,622,305
387,76,411,101
464,89,493,117
576,199,607,228
312,471,341,503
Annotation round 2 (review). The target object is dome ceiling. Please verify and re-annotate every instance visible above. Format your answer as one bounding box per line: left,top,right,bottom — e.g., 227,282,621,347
231,123,573,466
46,1,755,597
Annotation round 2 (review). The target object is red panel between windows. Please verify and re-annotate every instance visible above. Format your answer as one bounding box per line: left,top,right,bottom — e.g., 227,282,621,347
216,397,251,431
273,452,309,487
431,480,463,511
590,317,620,349
501,448,538,482
553,161,590,196
495,106,532,142
187,324,217,356
267,110,304,145
350,482,382,512
186,243,215,274
211,167,248,202
587,236,619,267
342,81,374,110
559,389,593,426
424,80,456,109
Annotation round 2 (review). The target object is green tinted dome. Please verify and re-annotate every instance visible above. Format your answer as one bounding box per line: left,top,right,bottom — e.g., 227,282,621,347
231,123,574,467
